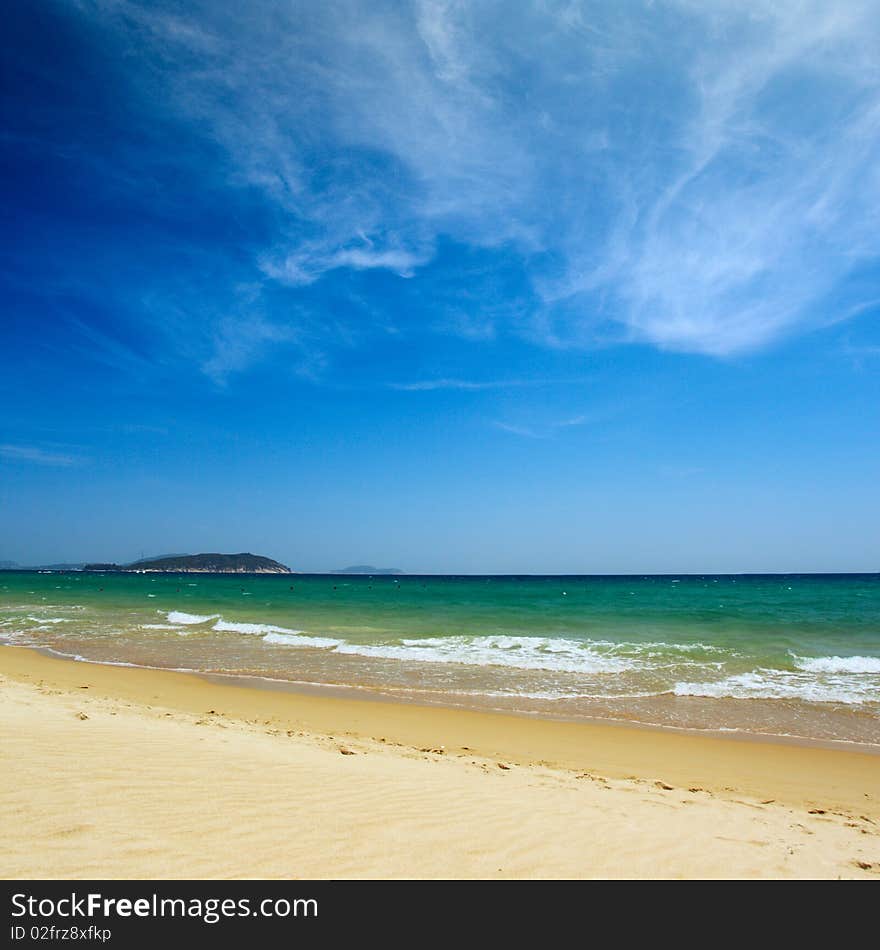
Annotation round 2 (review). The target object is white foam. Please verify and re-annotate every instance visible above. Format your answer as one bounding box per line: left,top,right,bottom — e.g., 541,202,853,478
141,623,184,631
213,619,304,637
161,612,721,674
202,620,735,674
26,616,70,624
333,635,640,674
40,646,200,674
402,684,660,701
262,632,344,649
164,611,218,625
673,669,879,705
794,655,880,674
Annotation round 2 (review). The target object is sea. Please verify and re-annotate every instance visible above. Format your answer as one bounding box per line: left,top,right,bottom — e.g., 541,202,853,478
2,571,879,745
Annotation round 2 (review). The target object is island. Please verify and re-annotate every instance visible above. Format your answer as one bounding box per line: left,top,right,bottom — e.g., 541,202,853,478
83,553,292,574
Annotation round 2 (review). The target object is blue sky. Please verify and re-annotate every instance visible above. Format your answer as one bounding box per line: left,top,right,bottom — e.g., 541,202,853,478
2,0,879,572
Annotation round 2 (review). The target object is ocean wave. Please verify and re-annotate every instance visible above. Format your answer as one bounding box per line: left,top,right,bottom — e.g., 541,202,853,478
26,616,71,624
159,610,741,674
673,670,879,705
213,619,305,637
793,655,880,674
164,611,219,625
262,632,344,649
333,635,640,673
597,639,728,656
161,612,341,648
151,609,880,691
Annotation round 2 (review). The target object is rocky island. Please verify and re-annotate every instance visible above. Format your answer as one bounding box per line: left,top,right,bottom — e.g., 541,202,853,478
83,553,292,574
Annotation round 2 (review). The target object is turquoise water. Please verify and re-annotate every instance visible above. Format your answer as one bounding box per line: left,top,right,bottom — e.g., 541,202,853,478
2,571,879,743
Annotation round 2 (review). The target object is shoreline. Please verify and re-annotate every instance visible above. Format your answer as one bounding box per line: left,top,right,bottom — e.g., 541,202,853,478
5,571,878,747
2,645,880,878
23,642,880,755
4,644,880,806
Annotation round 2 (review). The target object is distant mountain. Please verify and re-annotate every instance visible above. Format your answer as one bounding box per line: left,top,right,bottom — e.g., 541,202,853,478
83,553,292,574
333,565,405,575
0,561,84,571
129,553,190,565
32,562,85,571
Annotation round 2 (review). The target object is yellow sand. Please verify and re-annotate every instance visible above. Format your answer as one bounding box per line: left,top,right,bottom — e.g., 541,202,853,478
1,647,879,879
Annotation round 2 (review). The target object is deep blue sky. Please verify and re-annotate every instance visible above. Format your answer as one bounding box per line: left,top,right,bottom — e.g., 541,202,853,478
2,1,879,572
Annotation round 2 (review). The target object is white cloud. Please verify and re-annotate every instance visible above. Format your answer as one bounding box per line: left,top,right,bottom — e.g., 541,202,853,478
201,315,302,384
0,444,83,467
601,1,880,354
78,1,880,359
261,241,431,287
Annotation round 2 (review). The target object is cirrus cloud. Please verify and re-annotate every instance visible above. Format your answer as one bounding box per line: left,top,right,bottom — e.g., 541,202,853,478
72,0,880,362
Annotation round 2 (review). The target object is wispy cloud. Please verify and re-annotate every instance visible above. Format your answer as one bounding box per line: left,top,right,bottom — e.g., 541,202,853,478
583,2,880,355
0,444,84,467
839,339,880,370
201,315,303,385
69,1,880,364
492,421,544,439
390,374,596,391
552,414,590,428
391,378,531,391
492,409,611,438
261,242,431,287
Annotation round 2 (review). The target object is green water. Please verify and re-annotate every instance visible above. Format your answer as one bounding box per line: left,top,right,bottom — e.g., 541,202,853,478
2,571,879,743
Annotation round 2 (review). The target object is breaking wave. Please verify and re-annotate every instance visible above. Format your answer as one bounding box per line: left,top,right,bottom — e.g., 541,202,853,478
164,611,219,625
674,666,880,705
793,654,880,674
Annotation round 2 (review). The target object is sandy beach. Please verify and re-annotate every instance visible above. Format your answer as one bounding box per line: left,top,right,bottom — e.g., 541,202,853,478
1,646,879,879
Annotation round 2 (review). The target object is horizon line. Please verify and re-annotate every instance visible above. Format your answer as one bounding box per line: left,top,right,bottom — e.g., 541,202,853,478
1,568,878,578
